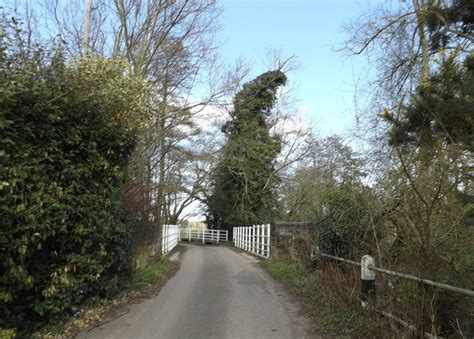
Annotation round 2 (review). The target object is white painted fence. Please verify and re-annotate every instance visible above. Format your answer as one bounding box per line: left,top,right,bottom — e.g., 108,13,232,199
162,224,180,255
180,228,229,244
233,224,271,258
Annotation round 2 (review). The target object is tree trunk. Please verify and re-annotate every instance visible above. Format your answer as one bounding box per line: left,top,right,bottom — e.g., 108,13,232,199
82,0,92,57
156,86,168,225
413,0,431,84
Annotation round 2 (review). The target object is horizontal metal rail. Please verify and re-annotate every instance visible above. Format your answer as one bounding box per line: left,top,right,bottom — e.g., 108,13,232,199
318,252,361,266
369,265,474,297
316,250,474,297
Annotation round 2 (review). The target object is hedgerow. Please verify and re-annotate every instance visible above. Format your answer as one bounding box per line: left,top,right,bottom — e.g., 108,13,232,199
0,30,146,335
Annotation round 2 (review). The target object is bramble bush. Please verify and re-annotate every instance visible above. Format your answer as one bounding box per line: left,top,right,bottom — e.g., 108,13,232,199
0,31,147,334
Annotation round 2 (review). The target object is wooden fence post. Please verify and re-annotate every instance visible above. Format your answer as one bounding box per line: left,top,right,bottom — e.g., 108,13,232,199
361,255,376,308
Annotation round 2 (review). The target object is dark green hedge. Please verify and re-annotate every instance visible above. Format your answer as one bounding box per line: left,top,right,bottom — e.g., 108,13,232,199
0,48,139,334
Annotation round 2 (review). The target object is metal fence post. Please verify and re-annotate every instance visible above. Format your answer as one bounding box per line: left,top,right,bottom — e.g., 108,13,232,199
248,226,251,252
239,227,241,248
239,227,242,248
246,227,249,251
257,225,260,256
361,255,376,308
251,225,255,254
267,223,271,257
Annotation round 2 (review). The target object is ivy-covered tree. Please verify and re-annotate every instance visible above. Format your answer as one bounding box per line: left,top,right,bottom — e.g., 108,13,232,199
206,70,287,230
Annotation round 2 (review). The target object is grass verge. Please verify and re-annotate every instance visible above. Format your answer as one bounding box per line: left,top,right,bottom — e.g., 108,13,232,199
129,258,173,291
263,257,389,337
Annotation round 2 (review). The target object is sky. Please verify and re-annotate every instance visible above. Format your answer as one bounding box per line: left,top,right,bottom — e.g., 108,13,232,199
217,0,378,137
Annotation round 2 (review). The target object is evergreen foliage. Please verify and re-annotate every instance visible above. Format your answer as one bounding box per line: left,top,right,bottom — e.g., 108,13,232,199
0,37,145,334
206,70,287,229
387,54,474,151
426,0,473,51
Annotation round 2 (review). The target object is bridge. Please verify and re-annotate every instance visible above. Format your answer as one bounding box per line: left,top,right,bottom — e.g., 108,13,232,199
79,224,315,339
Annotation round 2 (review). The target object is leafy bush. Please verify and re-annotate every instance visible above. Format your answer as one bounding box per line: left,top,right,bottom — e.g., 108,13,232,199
0,36,146,333
318,183,373,257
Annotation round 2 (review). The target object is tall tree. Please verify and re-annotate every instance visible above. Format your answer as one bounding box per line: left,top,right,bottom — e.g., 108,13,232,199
206,70,287,230
386,53,474,152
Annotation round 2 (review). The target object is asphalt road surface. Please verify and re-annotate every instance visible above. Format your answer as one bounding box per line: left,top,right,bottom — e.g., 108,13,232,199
79,243,316,339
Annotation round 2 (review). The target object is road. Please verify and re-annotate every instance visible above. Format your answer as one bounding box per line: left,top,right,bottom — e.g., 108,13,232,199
79,243,316,339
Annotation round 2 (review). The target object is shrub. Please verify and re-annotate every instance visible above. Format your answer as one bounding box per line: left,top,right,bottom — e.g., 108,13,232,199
0,34,146,334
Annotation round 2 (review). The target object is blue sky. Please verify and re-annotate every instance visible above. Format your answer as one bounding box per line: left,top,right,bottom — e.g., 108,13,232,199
218,0,377,137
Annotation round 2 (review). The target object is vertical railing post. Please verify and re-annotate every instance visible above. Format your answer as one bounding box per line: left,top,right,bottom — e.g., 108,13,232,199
217,230,220,244
257,225,261,255
249,226,251,251
361,255,376,308
255,225,258,255
239,227,241,248
251,225,254,254
202,229,205,244
245,227,247,250
244,227,247,251
266,224,271,257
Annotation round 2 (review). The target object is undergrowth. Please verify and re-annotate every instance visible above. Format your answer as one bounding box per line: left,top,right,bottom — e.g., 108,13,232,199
129,258,172,290
33,257,174,338
264,257,393,337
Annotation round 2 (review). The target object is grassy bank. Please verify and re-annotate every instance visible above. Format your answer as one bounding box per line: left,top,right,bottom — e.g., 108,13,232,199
263,257,390,337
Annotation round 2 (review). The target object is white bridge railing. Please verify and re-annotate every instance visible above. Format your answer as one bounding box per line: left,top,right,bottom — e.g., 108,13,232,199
162,224,180,255
180,228,229,244
233,224,271,258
